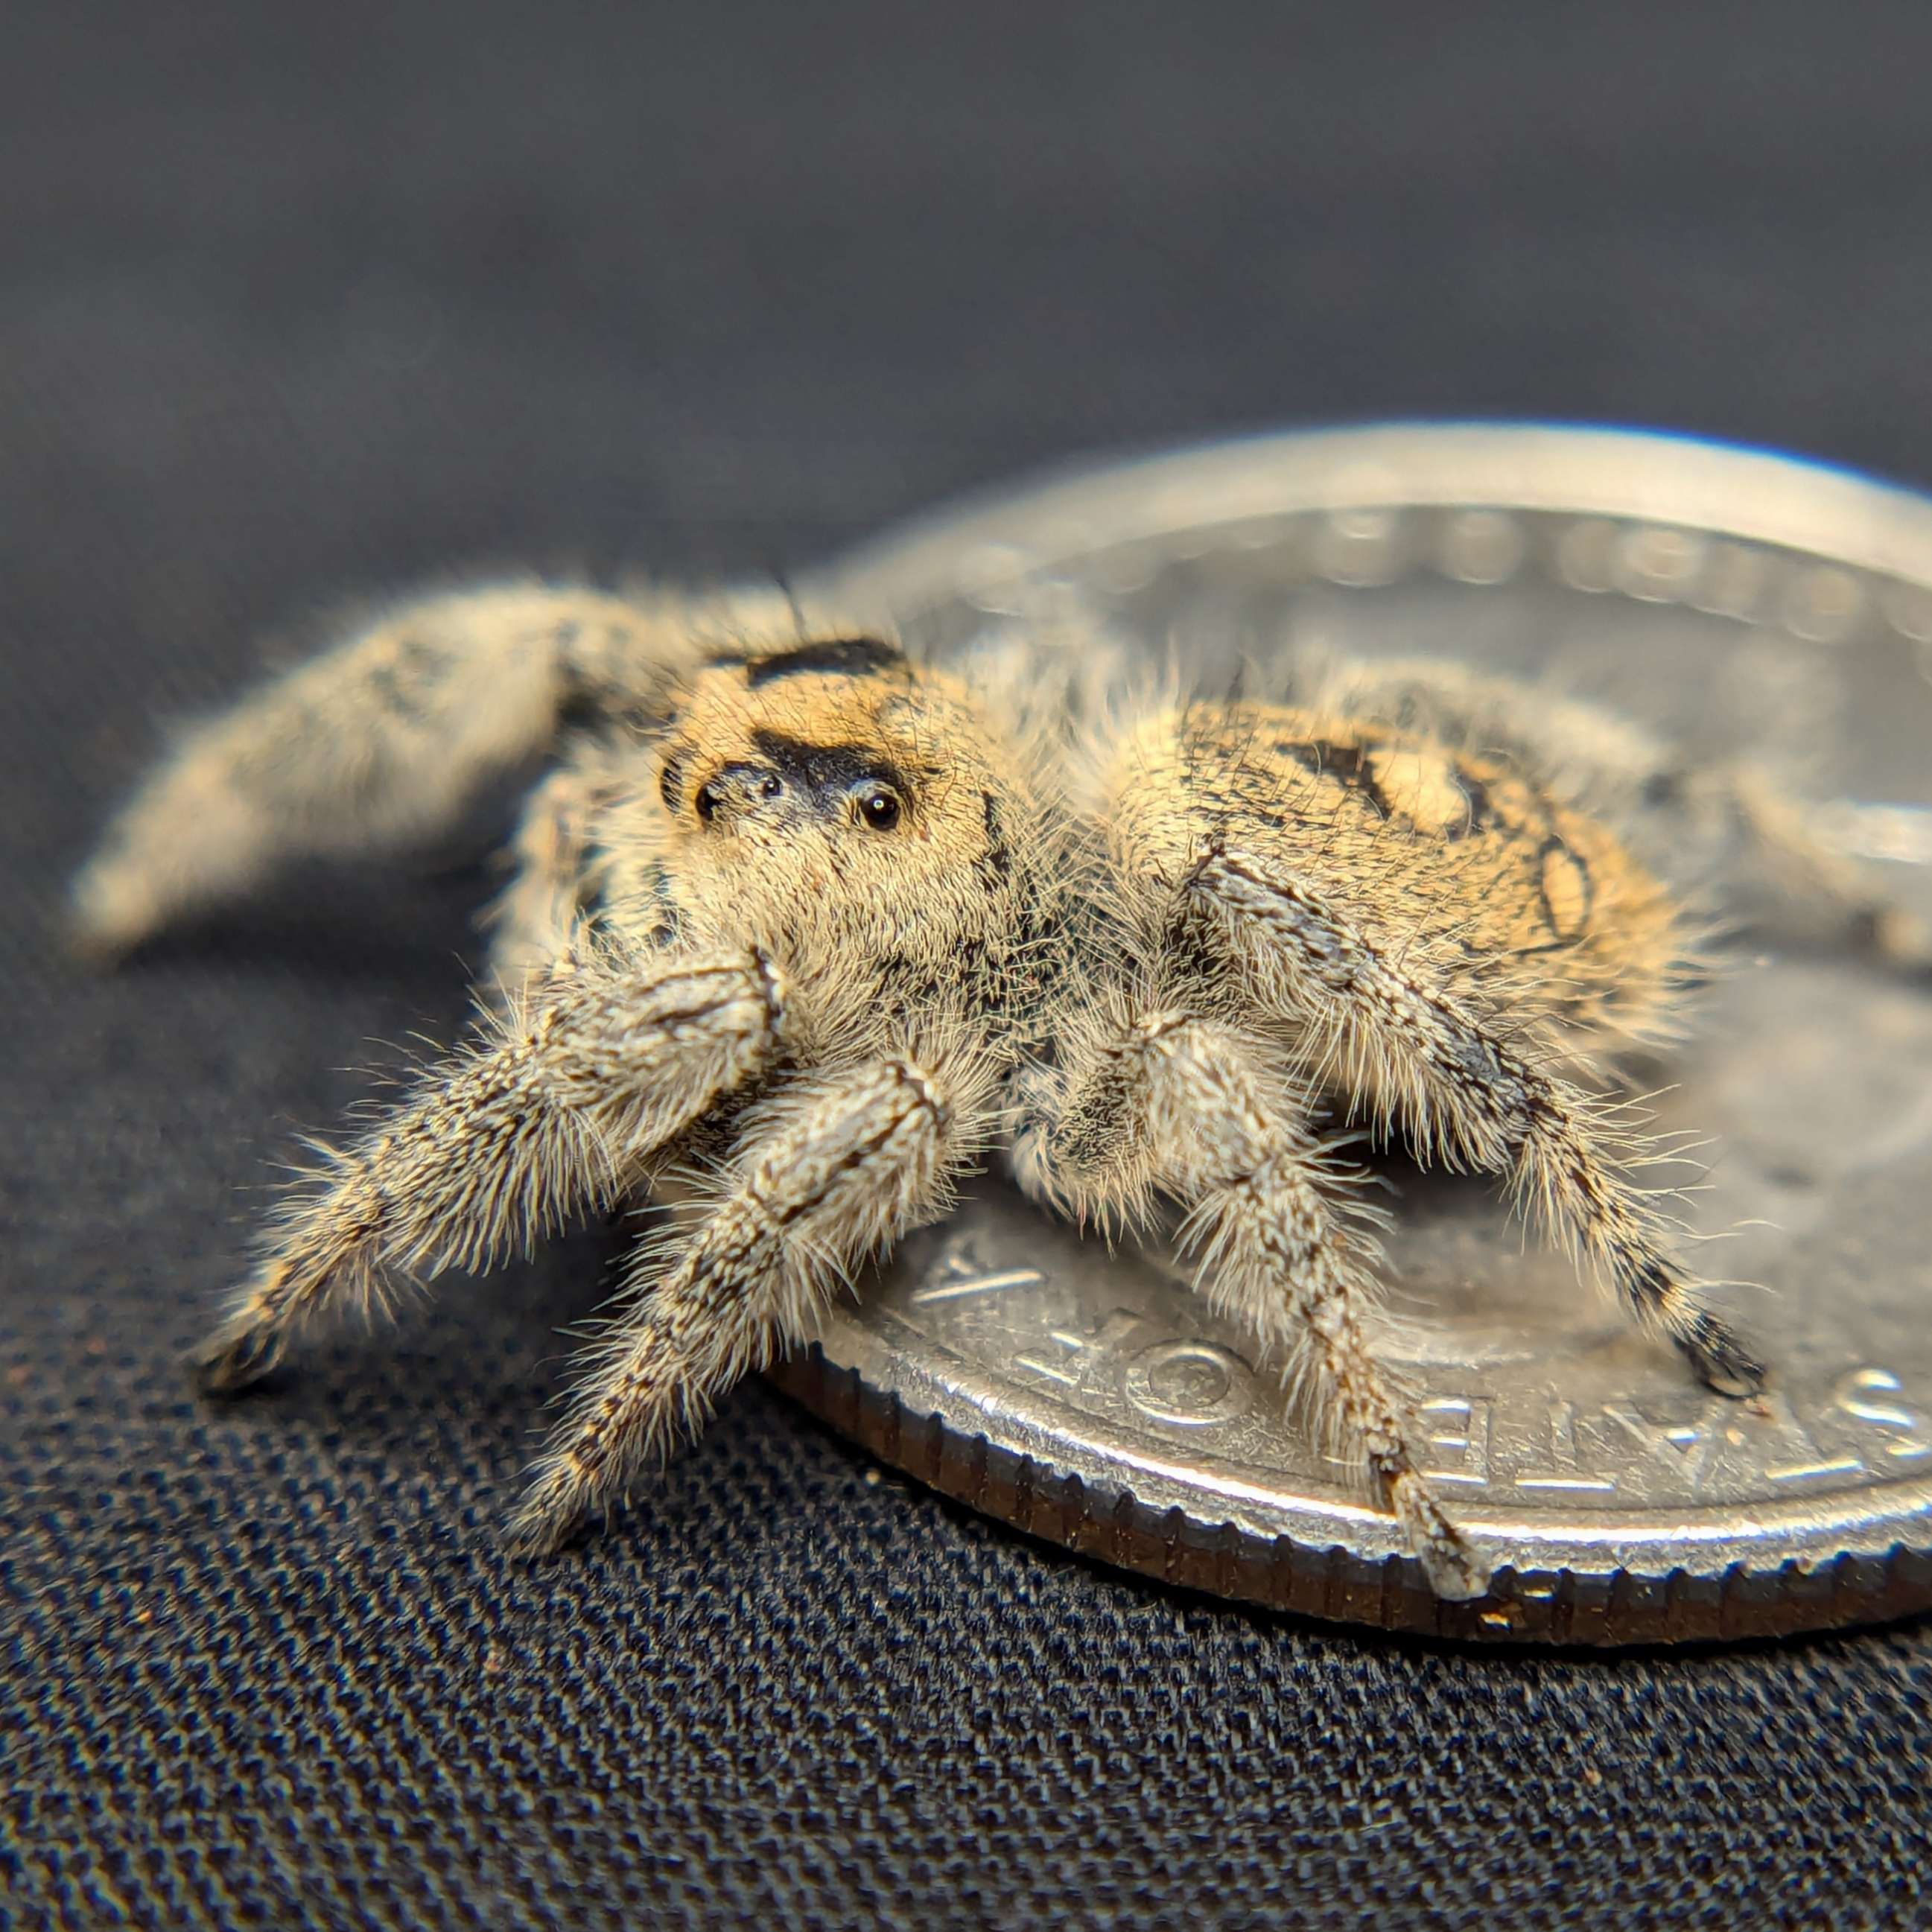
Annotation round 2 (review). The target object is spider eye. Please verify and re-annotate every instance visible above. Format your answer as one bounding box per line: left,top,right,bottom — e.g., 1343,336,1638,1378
694,782,722,823
858,787,902,830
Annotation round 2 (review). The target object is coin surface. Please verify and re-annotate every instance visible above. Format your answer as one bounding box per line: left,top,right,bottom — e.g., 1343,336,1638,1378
773,424,1932,1644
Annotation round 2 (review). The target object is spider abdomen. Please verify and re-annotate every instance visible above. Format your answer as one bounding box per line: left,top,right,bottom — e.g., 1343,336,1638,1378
1102,702,1689,1049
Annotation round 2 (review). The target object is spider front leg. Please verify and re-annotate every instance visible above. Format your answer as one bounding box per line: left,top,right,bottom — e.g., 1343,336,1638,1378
510,1054,982,1556
1016,1008,1487,1596
194,947,788,1393
1191,848,1767,1397
72,581,789,956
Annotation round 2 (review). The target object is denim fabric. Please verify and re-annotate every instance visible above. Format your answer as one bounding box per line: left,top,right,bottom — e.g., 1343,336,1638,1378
7,5,1932,1926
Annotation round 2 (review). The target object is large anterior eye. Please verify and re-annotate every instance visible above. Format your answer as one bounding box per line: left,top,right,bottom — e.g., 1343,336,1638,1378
857,787,902,830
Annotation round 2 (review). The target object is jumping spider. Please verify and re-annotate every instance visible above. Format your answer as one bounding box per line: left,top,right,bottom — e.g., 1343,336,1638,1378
72,580,1928,1598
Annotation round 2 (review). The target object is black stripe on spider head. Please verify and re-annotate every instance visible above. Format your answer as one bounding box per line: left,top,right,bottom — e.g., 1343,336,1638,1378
741,637,906,687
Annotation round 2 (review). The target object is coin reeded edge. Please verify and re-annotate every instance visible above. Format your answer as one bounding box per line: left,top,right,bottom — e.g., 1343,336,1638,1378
771,1346,1932,1647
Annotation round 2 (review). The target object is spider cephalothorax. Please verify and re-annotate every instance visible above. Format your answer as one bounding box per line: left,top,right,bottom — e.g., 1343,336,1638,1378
622,635,1067,1056
74,582,1925,1597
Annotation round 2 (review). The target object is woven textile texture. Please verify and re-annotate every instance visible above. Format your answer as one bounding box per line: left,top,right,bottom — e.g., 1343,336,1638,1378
7,6,1932,1926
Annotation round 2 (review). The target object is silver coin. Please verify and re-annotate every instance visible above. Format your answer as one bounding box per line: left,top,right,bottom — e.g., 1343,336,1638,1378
772,424,1932,1645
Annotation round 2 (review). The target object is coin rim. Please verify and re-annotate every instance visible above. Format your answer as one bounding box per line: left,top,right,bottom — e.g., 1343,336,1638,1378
809,419,1932,614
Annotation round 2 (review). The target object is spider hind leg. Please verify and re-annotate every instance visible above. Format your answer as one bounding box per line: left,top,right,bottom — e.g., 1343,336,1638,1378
1189,847,1768,1399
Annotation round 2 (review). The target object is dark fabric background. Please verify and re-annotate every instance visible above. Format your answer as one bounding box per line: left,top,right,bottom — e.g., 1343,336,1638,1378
8,5,1932,1927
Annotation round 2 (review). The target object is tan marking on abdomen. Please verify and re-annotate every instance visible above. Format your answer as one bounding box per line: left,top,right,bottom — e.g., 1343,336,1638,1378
1364,744,1478,836
1537,838,1593,942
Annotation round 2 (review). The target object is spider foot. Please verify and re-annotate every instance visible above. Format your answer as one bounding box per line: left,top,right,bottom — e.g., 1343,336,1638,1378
1678,1312,1769,1399
191,1319,285,1397
1392,1472,1493,1602
504,1471,594,1560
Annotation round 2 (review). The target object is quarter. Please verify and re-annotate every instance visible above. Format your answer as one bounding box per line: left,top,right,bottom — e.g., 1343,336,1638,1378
773,425,1932,1644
